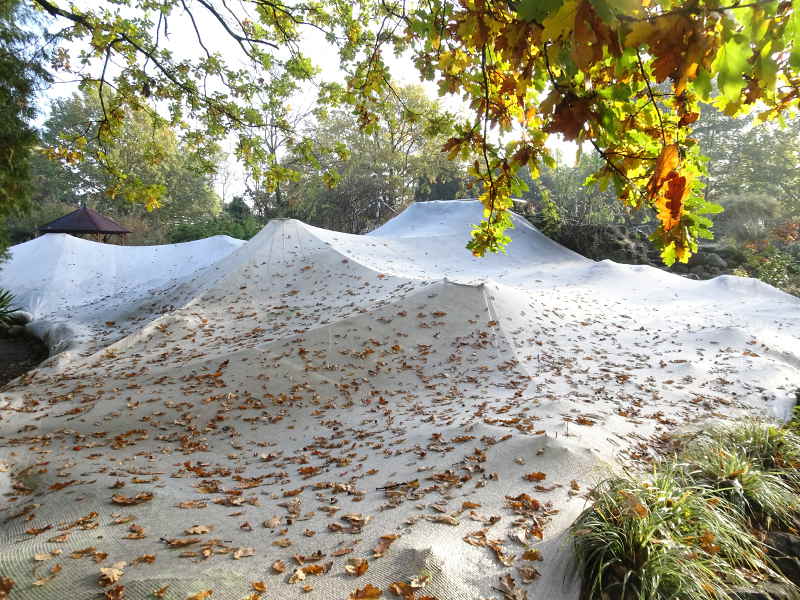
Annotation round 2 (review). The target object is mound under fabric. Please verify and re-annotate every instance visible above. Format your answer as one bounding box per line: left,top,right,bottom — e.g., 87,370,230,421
0,200,798,600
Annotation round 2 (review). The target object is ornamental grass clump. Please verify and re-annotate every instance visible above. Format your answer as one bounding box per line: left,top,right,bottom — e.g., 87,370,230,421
572,467,767,600
572,420,800,600
692,420,800,491
678,421,800,528
679,445,799,529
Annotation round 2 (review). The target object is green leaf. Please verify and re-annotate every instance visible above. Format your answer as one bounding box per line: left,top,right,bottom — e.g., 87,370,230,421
516,0,564,24
692,69,713,100
789,0,800,69
714,38,750,105
660,241,677,266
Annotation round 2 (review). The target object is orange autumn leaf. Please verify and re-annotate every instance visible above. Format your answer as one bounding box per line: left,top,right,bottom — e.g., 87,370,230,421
388,582,414,599
655,170,692,232
272,560,286,573
0,576,13,599
677,112,700,127
647,144,680,198
523,472,546,482
302,564,325,576
350,584,383,599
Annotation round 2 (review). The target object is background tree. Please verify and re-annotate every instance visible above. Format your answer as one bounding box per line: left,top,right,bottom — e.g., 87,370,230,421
13,0,800,264
279,84,464,233
0,0,50,260
519,150,628,229
14,87,222,244
168,197,262,242
693,106,800,221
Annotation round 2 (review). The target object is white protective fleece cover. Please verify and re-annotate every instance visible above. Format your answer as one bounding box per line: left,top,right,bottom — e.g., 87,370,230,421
0,200,798,600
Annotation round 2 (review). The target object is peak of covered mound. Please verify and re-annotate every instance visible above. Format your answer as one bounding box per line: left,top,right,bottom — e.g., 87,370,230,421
0,201,798,600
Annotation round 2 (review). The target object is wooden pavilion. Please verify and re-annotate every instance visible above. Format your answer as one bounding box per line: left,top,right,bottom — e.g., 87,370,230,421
38,206,130,243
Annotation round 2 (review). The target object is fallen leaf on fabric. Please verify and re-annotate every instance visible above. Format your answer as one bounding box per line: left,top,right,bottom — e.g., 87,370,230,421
132,554,156,565
185,525,212,535
164,537,201,547
25,524,53,535
345,558,369,576
0,576,13,599
111,492,153,506
288,568,306,584
521,549,543,561
373,534,399,557
518,566,540,583
33,563,62,586
99,562,126,586
272,560,286,573
233,547,255,559
104,585,125,600
495,573,527,600
350,584,382,599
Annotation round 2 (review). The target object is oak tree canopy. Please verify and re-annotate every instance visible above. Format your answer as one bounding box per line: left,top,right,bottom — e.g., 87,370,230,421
26,0,800,263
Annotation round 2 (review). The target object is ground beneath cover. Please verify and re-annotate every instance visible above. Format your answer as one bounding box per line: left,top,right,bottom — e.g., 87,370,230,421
0,331,47,387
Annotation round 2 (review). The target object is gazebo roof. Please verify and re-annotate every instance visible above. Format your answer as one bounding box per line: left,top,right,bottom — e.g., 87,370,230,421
39,206,130,235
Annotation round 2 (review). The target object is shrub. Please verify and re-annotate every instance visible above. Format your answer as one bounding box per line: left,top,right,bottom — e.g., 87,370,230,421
739,244,800,296
168,215,262,243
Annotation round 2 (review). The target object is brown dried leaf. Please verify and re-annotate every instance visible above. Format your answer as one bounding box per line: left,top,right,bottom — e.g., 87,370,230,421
521,549,543,561
345,558,369,576
518,566,540,583
272,560,286,573
185,525,212,535
132,554,156,565
111,492,153,506
388,582,414,599
233,547,256,560
0,576,13,599
164,537,201,547
104,584,125,600
495,573,527,600
373,534,399,557
99,562,126,586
